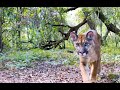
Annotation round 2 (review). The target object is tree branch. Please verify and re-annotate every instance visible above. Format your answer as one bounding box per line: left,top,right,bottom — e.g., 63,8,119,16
82,10,96,30
46,22,71,28
41,18,87,49
64,7,79,12
58,30,66,36
95,8,120,36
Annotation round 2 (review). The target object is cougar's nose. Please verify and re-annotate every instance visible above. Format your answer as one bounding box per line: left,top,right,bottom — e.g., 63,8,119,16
77,51,83,55
79,51,84,55
79,49,88,55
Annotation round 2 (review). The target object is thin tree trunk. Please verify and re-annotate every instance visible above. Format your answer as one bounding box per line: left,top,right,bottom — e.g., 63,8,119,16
16,7,22,49
100,21,102,37
102,29,110,45
0,8,3,52
82,10,96,30
0,19,2,52
59,12,65,49
103,29,109,41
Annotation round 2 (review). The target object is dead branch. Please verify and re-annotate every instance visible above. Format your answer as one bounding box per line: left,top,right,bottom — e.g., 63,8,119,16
64,7,79,12
46,22,71,28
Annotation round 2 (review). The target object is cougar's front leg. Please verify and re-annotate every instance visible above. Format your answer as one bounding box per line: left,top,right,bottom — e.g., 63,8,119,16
80,61,90,83
90,61,98,83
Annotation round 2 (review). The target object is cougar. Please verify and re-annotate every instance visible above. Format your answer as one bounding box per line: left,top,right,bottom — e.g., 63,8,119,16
70,30,101,83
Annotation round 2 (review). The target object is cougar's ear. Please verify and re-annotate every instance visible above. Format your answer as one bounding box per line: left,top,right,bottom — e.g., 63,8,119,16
86,31,94,41
70,32,78,41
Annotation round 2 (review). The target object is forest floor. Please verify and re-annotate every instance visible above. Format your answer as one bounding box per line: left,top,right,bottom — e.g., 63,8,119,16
0,60,120,83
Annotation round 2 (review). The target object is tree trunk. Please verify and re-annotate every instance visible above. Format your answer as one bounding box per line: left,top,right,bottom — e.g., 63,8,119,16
100,21,102,37
0,8,3,52
102,29,110,45
16,7,22,49
0,19,2,52
82,10,96,30
102,29,109,41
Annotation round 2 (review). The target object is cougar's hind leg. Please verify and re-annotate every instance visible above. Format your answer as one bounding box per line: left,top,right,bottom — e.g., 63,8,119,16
97,59,101,74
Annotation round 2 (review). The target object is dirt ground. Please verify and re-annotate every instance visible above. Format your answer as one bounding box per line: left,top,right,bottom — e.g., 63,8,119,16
0,60,120,83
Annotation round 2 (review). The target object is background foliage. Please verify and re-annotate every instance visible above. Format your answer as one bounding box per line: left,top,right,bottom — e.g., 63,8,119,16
0,7,120,68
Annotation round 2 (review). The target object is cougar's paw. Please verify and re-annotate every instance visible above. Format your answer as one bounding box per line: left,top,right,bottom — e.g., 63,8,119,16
90,79,96,83
83,80,92,83
83,80,96,83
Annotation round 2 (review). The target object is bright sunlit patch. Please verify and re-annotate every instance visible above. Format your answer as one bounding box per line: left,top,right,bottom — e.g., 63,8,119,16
65,8,82,27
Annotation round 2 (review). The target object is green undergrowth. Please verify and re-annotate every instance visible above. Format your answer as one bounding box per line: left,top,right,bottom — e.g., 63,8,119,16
0,48,79,69
101,44,120,64
0,38,120,69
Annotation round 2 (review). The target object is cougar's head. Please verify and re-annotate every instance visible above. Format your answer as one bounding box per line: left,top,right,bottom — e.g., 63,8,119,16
70,31,95,57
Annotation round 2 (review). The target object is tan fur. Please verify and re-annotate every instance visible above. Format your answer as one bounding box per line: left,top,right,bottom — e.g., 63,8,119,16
80,31,101,83
71,30,101,83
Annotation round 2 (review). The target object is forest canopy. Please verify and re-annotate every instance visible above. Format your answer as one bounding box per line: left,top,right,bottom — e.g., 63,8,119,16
0,7,120,52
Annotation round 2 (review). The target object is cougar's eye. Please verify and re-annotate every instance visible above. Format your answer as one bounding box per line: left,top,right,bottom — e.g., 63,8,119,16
84,43,87,46
84,43,90,47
